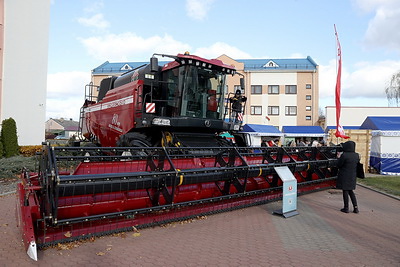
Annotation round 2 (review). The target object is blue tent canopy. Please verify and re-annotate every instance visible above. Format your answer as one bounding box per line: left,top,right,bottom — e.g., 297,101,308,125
359,116,400,130
241,124,283,136
362,117,400,175
282,126,325,137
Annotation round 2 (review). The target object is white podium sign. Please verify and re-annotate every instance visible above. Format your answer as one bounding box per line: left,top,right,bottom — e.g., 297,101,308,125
273,166,299,218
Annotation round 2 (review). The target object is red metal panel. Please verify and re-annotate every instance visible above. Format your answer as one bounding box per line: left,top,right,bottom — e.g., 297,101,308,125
16,183,38,255
84,80,143,147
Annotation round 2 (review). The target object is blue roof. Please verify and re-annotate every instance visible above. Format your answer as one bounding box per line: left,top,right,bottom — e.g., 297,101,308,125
92,60,169,74
237,56,317,71
282,126,325,137
92,56,318,74
241,124,282,136
360,116,400,130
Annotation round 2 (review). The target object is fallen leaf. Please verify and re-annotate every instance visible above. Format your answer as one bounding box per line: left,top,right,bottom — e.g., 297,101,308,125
96,252,105,256
57,243,70,250
132,233,141,237
64,231,72,238
106,247,112,251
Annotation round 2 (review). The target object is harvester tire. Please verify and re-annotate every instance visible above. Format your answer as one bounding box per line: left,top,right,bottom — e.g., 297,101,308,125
116,132,152,147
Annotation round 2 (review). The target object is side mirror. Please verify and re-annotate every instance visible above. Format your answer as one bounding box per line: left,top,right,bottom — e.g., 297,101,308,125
240,77,245,90
150,57,158,72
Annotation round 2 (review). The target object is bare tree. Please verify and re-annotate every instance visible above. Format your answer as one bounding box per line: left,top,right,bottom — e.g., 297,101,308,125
385,72,400,106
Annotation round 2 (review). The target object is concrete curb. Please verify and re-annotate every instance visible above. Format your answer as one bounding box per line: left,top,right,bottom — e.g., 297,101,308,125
0,190,16,197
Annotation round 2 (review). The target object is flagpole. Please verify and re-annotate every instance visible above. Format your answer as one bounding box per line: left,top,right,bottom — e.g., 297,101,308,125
334,24,349,140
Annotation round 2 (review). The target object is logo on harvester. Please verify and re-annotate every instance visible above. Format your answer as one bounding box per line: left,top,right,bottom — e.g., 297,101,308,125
112,114,120,126
205,120,211,127
109,114,123,132
288,185,293,191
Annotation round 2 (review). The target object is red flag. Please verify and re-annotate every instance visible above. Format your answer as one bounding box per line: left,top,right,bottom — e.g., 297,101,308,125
334,25,349,139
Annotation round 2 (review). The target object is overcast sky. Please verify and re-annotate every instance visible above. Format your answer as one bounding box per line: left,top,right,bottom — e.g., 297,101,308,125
47,0,400,120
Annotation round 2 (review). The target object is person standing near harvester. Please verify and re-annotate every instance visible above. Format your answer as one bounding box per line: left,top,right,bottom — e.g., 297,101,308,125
229,89,247,122
336,140,360,213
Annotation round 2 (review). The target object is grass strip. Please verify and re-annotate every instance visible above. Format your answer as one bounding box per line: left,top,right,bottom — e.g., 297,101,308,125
358,176,400,196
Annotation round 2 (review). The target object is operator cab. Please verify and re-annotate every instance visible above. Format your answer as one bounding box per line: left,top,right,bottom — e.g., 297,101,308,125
162,64,226,120
144,53,243,132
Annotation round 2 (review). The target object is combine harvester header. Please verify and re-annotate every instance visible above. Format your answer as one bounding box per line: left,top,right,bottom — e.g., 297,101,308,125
17,53,339,260
17,144,338,260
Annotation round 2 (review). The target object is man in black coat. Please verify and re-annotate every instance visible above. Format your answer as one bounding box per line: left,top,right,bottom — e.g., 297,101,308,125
229,90,247,122
336,141,360,213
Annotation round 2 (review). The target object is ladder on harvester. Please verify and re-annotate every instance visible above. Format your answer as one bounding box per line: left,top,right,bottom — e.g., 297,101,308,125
78,82,98,141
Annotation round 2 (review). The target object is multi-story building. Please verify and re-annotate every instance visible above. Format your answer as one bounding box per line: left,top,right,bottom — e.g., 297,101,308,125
91,54,319,130
217,55,319,129
0,0,50,145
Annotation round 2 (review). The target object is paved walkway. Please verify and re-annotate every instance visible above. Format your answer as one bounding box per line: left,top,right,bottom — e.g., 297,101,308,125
0,186,399,266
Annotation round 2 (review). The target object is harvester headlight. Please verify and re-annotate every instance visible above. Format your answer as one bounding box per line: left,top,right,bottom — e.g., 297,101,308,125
152,118,171,126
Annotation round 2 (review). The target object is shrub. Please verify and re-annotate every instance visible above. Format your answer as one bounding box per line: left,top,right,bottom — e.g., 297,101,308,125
19,145,43,157
1,118,19,157
0,139,3,157
0,156,37,179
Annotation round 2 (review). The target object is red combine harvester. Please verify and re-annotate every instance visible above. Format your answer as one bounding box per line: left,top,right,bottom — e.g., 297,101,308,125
17,53,339,261
79,52,245,148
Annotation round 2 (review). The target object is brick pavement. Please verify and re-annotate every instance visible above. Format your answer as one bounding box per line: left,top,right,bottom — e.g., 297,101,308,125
0,186,399,266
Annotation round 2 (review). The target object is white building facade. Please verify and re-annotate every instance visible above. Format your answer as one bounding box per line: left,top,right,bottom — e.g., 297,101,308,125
325,106,400,127
1,0,50,145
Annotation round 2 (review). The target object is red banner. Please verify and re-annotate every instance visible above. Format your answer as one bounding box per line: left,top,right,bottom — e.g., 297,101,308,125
334,25,349,139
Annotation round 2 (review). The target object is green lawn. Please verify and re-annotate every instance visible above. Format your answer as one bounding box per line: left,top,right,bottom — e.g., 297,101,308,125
358,176,400,197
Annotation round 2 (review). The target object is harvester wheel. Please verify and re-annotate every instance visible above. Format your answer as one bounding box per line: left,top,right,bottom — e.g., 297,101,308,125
116,132,153,147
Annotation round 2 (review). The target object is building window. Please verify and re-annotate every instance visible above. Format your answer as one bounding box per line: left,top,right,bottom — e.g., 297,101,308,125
285,106,297,116
306,116,312,120
251,106,262,115
268,85,279,94
306,95,311,100
306,84,312,89
306,106,311,111
251,85,262,94
285,85,297,94
268,106,279,115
